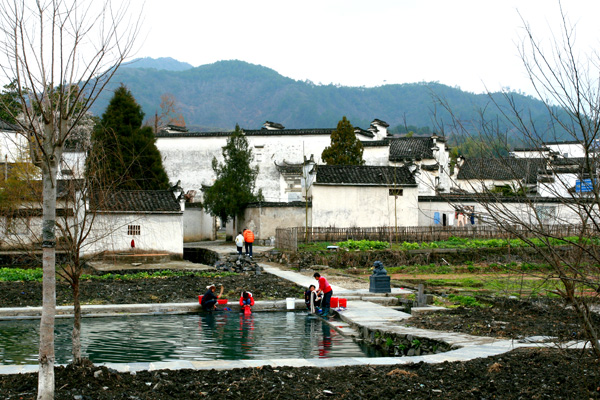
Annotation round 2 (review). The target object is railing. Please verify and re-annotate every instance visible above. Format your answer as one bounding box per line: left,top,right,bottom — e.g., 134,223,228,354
275,225,593,251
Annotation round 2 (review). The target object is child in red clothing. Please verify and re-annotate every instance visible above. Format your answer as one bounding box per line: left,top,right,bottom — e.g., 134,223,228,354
239,291,255,312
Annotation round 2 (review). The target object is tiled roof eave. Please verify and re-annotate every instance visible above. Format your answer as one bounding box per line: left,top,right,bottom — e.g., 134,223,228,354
315,182,418,187
90,210,183,215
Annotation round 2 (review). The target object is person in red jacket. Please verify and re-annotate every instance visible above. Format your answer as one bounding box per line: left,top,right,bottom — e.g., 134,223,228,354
239,291,255,312
314,272,333,318
242,228,255,257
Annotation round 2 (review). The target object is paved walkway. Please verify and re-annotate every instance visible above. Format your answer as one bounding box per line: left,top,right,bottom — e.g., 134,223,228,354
0,258,585,375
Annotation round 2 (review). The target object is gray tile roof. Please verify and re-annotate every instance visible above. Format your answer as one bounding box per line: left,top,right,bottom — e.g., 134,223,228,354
457,158,545,184
389,136,444,161
361,140,389,147
156,128,334,138
0,119,19,132
316,165,416,186
90,190,181,213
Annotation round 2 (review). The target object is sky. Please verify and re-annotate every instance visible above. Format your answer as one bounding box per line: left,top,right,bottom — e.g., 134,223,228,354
133,1,599,96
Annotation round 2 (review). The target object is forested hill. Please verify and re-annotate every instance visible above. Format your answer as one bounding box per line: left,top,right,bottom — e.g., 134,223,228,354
91,59,554,138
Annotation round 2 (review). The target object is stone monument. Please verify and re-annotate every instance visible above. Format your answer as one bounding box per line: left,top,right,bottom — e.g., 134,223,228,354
369,260,391,293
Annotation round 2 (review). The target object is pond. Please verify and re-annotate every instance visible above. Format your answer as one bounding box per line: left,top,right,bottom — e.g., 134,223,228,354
0,311,383,365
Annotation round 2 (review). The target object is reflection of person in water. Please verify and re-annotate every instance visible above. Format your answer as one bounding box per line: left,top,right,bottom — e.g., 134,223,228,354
318,320,332,358
239,313,255,357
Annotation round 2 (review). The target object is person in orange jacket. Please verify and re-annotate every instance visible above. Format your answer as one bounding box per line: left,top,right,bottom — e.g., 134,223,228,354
242,228,255,257
239,291,255,312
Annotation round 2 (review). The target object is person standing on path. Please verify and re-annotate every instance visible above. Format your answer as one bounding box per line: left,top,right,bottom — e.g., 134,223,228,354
243,228,254,257
235,231,244,256
314,272,333,318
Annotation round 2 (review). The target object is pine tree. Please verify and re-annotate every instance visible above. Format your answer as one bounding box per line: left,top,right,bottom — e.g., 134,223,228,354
203,124,261,222
89,85,170,190
321,116,364,165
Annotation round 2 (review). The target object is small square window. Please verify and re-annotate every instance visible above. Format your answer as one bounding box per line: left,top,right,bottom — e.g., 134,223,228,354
389,189,403,196
128,225,140,235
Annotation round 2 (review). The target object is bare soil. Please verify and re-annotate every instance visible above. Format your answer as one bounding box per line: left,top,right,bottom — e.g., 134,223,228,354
0,264,599,399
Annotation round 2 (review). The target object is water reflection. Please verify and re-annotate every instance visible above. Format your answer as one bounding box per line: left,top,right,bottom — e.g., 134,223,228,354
0,312,383,365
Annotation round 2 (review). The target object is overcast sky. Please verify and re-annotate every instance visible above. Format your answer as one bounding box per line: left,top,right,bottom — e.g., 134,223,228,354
134,1,600,96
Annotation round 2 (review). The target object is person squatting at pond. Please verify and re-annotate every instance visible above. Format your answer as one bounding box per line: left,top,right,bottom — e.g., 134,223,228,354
314,272,332,318
235,231,244,256
243,228,254,258
201,284,224,311
239,291,255,311
304,284,322,314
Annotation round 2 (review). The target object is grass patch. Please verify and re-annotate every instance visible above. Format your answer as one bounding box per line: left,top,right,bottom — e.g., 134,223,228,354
0,268,236,283
447,294,485,307
0,268,44,282
82,270,237,281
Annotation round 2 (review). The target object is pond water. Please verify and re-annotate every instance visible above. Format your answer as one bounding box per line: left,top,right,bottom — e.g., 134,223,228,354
0,312,382,365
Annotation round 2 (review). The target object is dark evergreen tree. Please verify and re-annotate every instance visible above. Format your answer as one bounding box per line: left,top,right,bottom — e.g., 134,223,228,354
321,116,364,165
203,124,261,222
0,80,23,125
89,85,170,190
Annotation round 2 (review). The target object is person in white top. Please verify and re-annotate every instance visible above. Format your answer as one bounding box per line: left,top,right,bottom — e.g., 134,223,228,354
235,232,244,256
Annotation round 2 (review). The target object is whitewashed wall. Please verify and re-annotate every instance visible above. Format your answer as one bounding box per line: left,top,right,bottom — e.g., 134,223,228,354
81,212,183,257
58,150,86,180
157,133,393,203
0,130,28,163
312,185,419,227
417,198,591,227
183,204,216,242
241,203,308,243
362,145,390,166
547,143,586,158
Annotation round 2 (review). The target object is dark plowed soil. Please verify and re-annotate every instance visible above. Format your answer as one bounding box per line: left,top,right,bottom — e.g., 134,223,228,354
0,348,598,399
1,268,599,399
0,270,305,307
405,297,600,341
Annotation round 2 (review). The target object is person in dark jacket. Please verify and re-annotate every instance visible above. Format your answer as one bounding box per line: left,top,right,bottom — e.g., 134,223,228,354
201,284,223,311
304,284,321,313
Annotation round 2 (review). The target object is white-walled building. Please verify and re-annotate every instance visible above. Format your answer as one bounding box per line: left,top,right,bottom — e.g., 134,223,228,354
311,165,419,227
82,190,183,257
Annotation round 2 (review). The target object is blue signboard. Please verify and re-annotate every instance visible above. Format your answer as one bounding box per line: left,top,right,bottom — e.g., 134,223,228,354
575,178,593,192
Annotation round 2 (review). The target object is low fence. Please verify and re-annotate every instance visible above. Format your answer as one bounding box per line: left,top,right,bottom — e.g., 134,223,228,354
275,225,592,251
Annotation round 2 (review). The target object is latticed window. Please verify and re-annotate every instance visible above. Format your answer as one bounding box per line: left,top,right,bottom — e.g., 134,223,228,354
127,225,141,235
389,189,403,196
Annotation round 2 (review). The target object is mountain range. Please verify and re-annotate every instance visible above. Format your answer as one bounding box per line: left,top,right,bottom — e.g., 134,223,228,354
91,57,556,141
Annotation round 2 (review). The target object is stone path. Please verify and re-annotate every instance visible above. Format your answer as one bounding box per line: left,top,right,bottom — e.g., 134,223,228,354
0,256,584,375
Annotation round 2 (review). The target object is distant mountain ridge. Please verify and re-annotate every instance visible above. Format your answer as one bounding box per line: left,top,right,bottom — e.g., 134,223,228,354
90,58,555,141
121,57,194,71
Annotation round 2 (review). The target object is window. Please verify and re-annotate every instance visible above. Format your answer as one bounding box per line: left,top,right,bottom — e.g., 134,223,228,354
389,189,403,196
127,225,140,235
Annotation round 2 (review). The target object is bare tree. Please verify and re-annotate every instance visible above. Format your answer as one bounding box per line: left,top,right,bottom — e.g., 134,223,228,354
0,0,139,398
144,93,186,133
436,6,600,357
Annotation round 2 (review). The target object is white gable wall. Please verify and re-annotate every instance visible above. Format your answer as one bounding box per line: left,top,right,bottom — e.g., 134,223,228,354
81,212,183,256
312,185,418,227
0,130,28,162
362,145,389,166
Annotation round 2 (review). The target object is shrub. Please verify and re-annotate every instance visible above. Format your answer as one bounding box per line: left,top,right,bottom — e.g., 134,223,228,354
447,294,484,307
337,239,389,251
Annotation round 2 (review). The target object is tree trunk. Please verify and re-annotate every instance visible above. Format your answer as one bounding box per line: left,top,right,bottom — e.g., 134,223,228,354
72,275,81,363
38,166,58,400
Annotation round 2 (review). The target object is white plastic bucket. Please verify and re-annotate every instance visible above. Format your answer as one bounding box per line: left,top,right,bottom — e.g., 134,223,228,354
286,298,295,310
